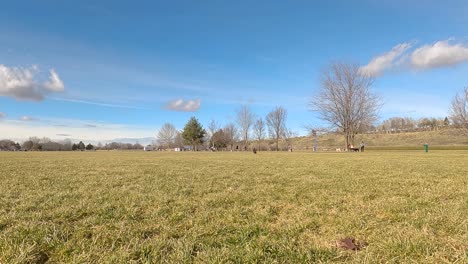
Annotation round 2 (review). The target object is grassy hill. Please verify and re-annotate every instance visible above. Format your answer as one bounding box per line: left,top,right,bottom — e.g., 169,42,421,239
287,128,468,151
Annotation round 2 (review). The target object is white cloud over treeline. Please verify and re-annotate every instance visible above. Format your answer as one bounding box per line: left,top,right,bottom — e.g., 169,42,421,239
166,99,201,112
360,39,468,76
0,65,65,101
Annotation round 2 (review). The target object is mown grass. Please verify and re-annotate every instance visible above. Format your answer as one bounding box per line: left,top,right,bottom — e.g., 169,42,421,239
0,151,467,263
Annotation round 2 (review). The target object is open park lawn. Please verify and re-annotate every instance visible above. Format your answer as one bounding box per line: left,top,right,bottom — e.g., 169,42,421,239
0,151,467,263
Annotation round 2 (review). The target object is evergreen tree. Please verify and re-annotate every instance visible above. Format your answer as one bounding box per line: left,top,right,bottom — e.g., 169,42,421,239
181,117,206,151
86,143,94,150
72,143,78,151
78,141,86,151
444,117,450,126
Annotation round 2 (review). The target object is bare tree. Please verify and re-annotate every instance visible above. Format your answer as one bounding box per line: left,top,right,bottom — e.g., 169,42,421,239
236,105,255,150
310,62,381,149
157,123,178,149
174,131,184,148
283,128,297,151
223,123,238,151
208,119,219,148
266,106,287,151
253,118,265,150
450,87,467,129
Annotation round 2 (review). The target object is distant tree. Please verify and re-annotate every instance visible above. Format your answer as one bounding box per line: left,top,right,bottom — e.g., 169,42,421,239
212,129,228,149
108,142,121,150
86,143,94,150
0,140,16,151
72,143,78,151
61,139,73,151
29,137,42,151
133,143,143,149
236,105,255,150
449,87,467,129
208,119,219,148
253,118,266,150
266,106,287,151
42,141,62,151
13,142,21,151
97,142,103,150
283,128,297,151
309,62,381,149
418,118,432,130
379,117,418,133
22,140,33,151
181,117,206,151
174,132,184,148
223,123,238,151
157,123,178,149
444,117,450,126
78,141,86,151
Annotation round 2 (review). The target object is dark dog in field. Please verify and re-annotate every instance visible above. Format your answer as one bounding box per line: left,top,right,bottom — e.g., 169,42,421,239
350,148,360,152
253,148,257,154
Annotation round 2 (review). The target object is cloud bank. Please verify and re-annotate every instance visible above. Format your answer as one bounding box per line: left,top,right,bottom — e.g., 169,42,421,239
166,99,201,112
361,39,468,76
359,43,412,77
0,65,65,101
411,40,468,69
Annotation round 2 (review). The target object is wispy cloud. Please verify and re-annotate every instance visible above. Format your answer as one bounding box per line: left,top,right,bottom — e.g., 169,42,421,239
410,40,468,69
20,116,37,121
43,69,65,91
0,64,65,101
359,43,412,76
165,99,201,112
56,133,71,137
50,97,150,110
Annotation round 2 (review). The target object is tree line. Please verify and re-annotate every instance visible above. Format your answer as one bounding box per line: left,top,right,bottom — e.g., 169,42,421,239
156,105,292,151
157,64,465,151
0,137,145,152
1,64,466,152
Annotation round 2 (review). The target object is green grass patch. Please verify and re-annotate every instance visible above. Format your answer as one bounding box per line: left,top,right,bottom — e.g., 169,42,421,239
0,151,467,263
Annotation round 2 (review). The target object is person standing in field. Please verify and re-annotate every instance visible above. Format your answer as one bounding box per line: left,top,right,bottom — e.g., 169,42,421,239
360,141,365,152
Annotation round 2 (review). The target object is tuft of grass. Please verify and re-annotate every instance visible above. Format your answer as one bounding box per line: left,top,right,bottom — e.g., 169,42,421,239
0,151,467,263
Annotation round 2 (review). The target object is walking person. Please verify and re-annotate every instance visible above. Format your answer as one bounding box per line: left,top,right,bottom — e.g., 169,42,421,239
360,141,365,152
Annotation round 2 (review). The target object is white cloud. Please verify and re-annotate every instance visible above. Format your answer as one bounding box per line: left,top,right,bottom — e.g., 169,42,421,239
20,116,37,121
0,64,65,101
359,43,412,76
166,99,201,112
410,40,468,69
43,69,65,92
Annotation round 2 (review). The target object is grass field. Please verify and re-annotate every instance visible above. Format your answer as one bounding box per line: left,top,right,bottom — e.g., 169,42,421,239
0,151,467,263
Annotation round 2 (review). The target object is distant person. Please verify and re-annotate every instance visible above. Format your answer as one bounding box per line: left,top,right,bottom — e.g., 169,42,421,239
360,141,365,152
253,148,257,154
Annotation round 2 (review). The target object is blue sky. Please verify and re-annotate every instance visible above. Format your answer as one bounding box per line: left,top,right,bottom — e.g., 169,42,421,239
0,0,467,141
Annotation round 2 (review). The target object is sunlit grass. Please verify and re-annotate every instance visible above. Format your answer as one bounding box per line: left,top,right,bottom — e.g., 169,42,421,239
0,151,467,263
